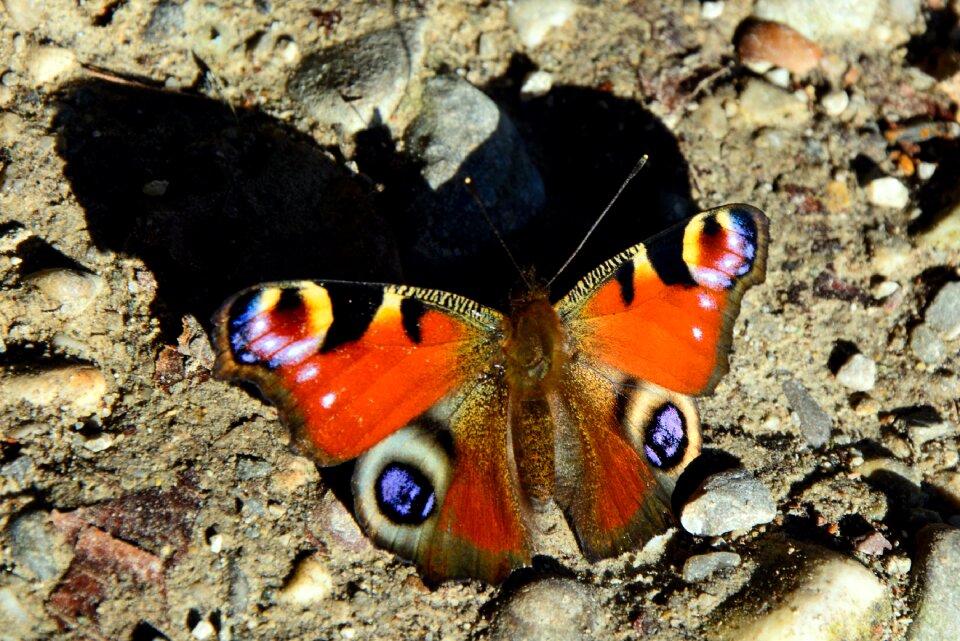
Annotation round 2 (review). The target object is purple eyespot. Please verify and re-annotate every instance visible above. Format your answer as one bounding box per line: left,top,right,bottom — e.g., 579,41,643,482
644,403,687,470
375,463,436,525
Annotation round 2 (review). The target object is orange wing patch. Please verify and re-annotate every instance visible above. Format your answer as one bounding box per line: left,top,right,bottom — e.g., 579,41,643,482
213,281,503,464
558,205,769,395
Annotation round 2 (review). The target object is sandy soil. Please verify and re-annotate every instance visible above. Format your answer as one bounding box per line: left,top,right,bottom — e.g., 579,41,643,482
0,1,958,640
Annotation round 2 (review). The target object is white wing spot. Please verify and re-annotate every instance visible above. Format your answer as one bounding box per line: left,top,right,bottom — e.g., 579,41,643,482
296,363,318,383
321,392,336,409
692,326,704,341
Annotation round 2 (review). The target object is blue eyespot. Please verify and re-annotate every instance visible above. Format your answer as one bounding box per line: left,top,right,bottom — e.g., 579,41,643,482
644,403,687,470
375,463,436,525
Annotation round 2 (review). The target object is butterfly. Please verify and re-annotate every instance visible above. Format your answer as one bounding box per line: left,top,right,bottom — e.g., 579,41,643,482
211,204,769,583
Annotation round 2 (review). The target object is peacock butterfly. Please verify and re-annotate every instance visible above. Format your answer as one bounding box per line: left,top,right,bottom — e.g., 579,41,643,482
211,204,769,583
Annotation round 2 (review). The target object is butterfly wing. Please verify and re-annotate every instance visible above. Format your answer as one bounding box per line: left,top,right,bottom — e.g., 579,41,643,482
213,280,503,463
556,204,769,395
353,375,532,583
551,204,767,558
213,280,532,581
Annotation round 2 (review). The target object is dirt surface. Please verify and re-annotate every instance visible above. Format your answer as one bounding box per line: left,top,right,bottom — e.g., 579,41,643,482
1,1,959,640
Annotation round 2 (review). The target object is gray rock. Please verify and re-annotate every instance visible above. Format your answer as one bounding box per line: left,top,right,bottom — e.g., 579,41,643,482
681,468,777,536
236,457,273,481
910,324,945,365
781,378,832,447
835,353,877,392
682,551,742,582
8,510,73,581
753,0,879,41
143,1,185,43
402,75,545,268
924,282,960,341
909,525,960,641
0,455,34,484
287,20,427,134
490,578,605,641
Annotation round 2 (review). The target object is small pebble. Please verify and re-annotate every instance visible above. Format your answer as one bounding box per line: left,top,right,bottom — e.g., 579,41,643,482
520,70,554,98
0,111,24,146
909,525,960,641
0,365,108,415
917,162,937,181
9,510,74,581
24,268,105,316
191,619,216,641
278,555,334,606
508,0,577,48
835,353,876,392
81,432,115,453
142,179,169,196
490,578,603,641
737,78,810,127
701,1,724,20
24,46,78,86
143,0,185,42
682,551,742,582
865,176,909,209
821,90,850,116
853,531,892,556
781,378,832,447
680,468,777,536
208,533,224,554
924,281,960,340
871,280,899,299
736,19,822,75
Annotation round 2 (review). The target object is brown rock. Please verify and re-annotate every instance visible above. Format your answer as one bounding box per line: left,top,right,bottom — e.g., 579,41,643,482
737,19,823,75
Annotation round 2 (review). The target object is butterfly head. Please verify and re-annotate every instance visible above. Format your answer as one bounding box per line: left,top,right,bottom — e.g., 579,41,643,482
503,292,568,396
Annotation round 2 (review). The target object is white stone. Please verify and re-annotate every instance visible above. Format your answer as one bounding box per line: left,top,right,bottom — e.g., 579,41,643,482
191,620,216,640
520,70,554,97
753,0,879,41
835,354,877,392
865,176,909,209
81,433,115,453
680,468,777,536
209,533,223,554
821,90,850,116
719,547,889,641
25,268,105,316
764,68,791,88
508,0,577,48
917,162,937,180
278,555,334,606
701,1,725,20
24,46,78,86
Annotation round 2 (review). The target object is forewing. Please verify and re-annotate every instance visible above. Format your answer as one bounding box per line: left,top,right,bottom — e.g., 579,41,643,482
212,280,503,465
556,204,769,395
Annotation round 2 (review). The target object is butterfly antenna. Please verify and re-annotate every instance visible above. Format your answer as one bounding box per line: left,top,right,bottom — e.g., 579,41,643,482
464,177,535,290
546,154,649,288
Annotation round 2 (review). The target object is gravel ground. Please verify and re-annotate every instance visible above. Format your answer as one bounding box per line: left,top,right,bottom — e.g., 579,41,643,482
1,1,959,640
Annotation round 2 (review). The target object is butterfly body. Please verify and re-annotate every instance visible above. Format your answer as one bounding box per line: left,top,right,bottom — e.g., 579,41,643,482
213,204,769,583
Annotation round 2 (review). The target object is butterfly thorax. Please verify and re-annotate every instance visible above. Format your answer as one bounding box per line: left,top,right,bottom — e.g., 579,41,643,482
502,292,569,398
